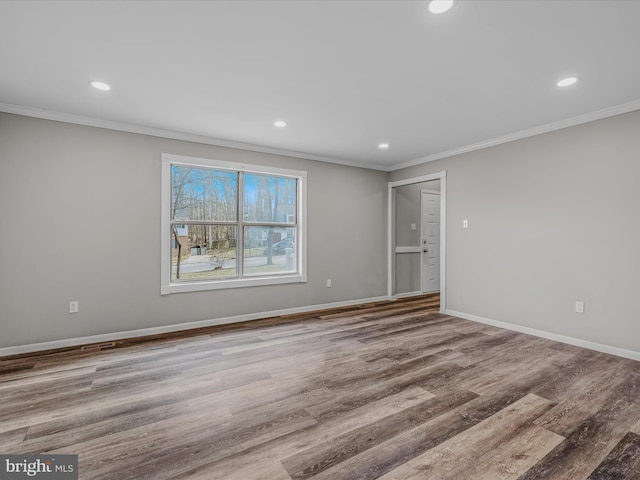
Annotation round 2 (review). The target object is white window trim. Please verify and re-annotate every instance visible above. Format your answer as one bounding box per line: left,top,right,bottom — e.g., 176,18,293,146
161,153,307,295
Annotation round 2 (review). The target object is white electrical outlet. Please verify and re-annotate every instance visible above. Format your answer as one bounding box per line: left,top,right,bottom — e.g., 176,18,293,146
327,279,332,288
410,223,416,230
69,301,79,314
575,301,584,314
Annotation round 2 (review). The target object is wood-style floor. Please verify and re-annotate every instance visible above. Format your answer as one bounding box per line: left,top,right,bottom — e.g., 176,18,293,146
1,294,640,479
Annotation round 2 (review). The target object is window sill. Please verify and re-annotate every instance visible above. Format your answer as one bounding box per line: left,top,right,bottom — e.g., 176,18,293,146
161,273,307,295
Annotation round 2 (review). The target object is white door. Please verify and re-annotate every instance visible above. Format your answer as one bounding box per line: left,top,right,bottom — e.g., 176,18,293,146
421,192,440,293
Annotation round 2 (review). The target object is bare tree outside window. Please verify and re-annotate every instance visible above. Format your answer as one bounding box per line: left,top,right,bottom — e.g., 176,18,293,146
170,164,298,282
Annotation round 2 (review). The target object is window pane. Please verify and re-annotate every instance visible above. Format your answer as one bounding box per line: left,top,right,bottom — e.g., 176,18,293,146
172,165,237,222
171,225,237,281
244,226,296,276
244,173,296,224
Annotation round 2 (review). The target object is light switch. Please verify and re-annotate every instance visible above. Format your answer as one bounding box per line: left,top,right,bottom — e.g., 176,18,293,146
463,219,469,229
410,223,416,230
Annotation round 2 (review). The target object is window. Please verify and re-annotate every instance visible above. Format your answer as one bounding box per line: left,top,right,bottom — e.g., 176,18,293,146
161,154,307,294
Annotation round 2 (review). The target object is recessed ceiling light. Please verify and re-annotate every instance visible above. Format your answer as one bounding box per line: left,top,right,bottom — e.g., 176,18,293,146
429,0,455,14
378,143,390,149
274,120,287,127
557,77,578,87
90,81,111,91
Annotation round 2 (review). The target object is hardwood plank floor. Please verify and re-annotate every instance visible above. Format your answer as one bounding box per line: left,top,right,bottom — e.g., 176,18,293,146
1,293,639,479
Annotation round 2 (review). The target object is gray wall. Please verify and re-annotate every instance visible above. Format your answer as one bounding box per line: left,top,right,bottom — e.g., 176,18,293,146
0,113,388,348
391,109,640,353
3,109,640,355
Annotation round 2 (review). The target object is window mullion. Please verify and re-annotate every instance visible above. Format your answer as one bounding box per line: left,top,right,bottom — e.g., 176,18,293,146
170,220,237,226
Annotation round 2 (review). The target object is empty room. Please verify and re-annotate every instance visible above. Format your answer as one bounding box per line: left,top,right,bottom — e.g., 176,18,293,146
1,1,640,479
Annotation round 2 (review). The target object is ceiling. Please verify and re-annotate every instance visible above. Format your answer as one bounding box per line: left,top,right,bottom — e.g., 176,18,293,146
1,1,640,171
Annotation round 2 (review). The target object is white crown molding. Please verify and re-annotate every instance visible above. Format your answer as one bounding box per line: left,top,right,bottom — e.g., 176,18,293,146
0,295,390,357
447,309,640,362
0,102,387,172
3,99,640,174
392,99,640,172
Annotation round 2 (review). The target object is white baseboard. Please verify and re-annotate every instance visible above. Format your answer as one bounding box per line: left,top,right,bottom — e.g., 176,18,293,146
446,309,640,362
0,295,390,357
392,291,423,299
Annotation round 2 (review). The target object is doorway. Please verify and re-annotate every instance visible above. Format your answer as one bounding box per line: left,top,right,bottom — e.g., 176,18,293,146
388,171,447,312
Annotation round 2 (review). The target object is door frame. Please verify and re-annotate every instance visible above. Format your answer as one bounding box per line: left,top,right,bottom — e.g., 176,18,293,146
388,171,447,313
420,189,441,294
